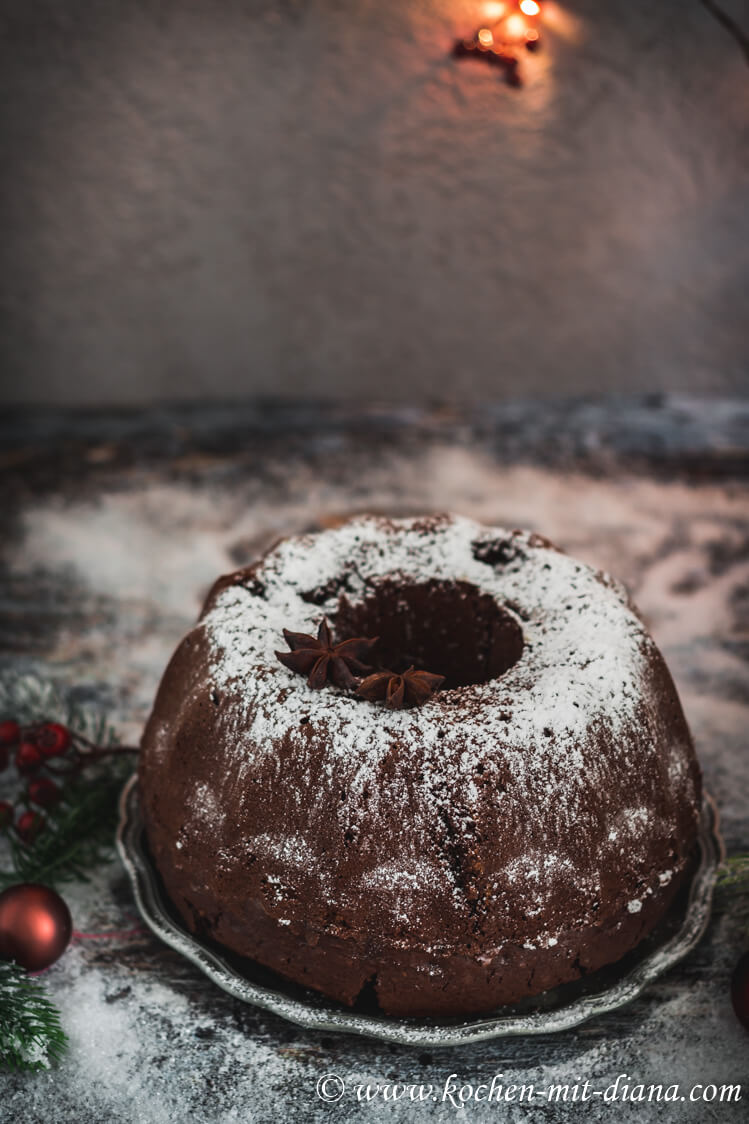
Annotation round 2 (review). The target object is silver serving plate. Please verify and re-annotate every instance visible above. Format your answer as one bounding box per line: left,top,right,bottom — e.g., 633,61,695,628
117,774,722,1047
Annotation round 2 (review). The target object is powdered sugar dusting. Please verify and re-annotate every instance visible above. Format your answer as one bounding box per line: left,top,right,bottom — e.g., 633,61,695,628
206,513,647,745
155,513,699,949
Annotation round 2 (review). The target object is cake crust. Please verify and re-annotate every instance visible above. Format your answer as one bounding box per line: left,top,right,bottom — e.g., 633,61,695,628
139,514,702,1016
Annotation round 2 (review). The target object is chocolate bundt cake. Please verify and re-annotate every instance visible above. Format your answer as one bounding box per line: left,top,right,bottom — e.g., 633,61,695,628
139,513,701,1017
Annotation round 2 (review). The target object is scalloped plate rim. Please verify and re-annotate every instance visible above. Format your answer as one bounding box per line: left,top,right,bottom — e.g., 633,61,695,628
116,775,722,1047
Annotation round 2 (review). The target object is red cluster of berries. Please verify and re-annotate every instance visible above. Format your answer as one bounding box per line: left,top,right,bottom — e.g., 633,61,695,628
0,719,71,844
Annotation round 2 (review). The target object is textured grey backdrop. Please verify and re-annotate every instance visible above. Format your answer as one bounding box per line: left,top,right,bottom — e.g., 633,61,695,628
1,0,748,405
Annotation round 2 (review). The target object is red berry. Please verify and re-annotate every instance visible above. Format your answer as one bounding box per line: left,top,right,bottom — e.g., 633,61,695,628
0,801,13,829
35,722,72,758
732,951,749,1031
15,809,45,844
15,742,43,773
28,777,62,809
0,720,20,747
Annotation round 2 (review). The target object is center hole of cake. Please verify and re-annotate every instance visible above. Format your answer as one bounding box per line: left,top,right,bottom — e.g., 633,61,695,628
329,579,524,690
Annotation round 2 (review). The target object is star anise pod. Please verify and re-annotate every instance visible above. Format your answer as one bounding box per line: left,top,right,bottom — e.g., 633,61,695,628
275,618,378,690
356,666,445,709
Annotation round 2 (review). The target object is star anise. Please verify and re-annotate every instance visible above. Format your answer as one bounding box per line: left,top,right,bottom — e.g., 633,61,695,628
356,666,445,709
275,618,378,690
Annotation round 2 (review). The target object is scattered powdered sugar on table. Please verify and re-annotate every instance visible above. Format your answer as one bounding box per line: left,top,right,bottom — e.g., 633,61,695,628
32,933,311,1124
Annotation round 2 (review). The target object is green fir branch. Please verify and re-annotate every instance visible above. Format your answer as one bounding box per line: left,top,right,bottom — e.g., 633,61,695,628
0,756,133,892
0,673,139,1072
0,960,68,1072
0,672,136,890
717,854,749,894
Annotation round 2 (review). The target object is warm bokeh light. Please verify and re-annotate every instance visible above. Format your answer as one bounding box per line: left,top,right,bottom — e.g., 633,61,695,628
504,14,526,38
453,0,552,83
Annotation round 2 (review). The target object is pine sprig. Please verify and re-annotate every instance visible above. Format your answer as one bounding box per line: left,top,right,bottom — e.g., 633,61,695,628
717,855,749,893
0,960,68,1071
0,756,132,892
0,672,136,890
0,673,138,1072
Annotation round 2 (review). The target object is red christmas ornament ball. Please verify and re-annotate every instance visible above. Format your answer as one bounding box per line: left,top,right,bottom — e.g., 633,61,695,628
0,883,72,971
731,951,749,1031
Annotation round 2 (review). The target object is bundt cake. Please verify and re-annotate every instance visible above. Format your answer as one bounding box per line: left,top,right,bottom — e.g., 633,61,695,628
139,513,702,1017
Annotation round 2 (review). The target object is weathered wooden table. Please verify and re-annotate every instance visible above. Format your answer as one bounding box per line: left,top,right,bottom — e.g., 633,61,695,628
1,397,748,1121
